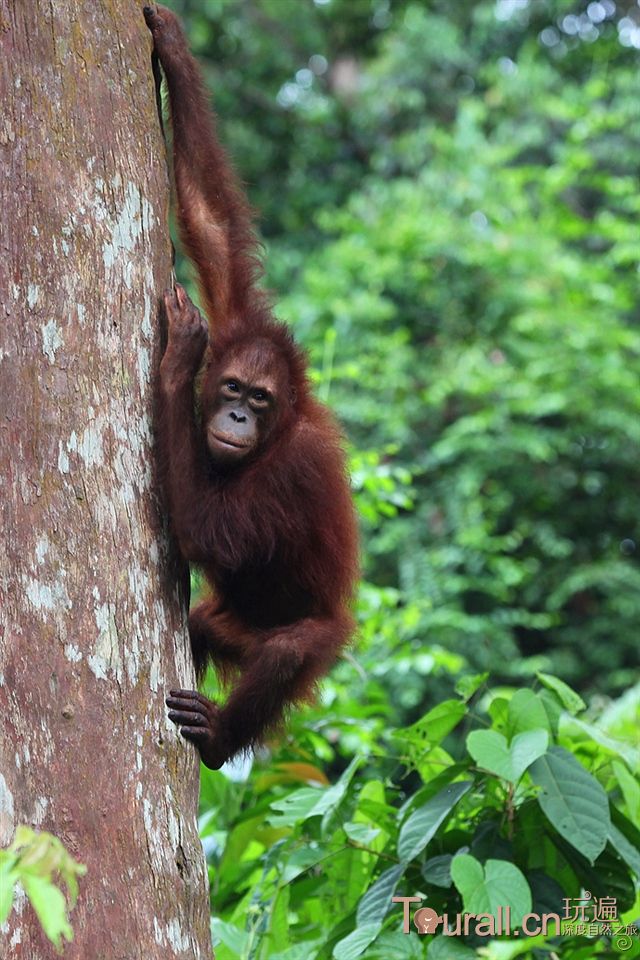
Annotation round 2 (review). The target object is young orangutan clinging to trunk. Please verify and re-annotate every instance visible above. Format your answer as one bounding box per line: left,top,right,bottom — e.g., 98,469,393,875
143,5,359,769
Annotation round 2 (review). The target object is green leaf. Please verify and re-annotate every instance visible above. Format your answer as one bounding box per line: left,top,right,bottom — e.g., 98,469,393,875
507,690,551,736
320,757,362,835
269,886,290,953
398,781,472,862
450,854,532,925
538,690,563,736
268,759,361,828
212,918,249,954
271,945,323,960
396,700,466,747
529,746,610,863
467,731,513,780
467,730,547,783
536,673,586,714
0,863,15,925
21,874,73,949
509,731,549,781
488,697,509,734
608,823,640,884
356,864,404,926
455,672,489,701
315,758,361,817
365,929,425,959
559,714,640,771
613,760,640,822
280,846,330,885
343,822,381,846
427,937,477,959
362,929,424,960
469,936,547,959
268,787,325,825
332,922,382,960
554,837,637,913
422,854,453,888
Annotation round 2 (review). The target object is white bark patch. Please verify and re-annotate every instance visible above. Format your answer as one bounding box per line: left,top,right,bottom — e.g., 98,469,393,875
78,416,105,468
150,600,169,693
0,772,15,844
24,574,71,614
35,535,50,565
13,887,26,916
27,284,40,309
141,288,153,340
64,643,83,663
166,918,190,952
149,644,162,694
128,563,150,608
142,797,166,875
166,789,180,848
137,345,151,388
102,181,155,289
111,415,153,506
87,599,121,681
39,719,55,764
151,917,191,953
41,318,63,363
57,441,70,474
126,565,150,684
33,796,48,825
138,290,154,387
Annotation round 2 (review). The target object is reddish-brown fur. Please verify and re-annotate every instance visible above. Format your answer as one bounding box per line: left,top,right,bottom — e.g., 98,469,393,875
144,6,359,768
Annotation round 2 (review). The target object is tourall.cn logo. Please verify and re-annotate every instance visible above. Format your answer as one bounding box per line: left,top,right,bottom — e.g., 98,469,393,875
417,906,533,937
392,897,542,937
391,895,639,949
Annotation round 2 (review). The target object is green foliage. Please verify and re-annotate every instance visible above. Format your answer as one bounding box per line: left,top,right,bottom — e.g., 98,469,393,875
200,676,639,959
0,827,86,951
450,856,532,926
162,1,640,954
467,729,548,783
170,0,640,709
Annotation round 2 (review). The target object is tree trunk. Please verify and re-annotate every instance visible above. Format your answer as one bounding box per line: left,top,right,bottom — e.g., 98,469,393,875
0,2,212,958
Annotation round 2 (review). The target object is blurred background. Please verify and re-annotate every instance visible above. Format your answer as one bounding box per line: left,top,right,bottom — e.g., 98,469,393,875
174,0,639,733
163,2,639,954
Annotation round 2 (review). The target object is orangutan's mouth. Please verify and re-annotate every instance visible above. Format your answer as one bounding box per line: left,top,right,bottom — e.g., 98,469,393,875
209,431,251,449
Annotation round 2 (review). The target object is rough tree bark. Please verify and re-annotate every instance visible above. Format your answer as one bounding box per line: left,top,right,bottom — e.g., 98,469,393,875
0,2,212,958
